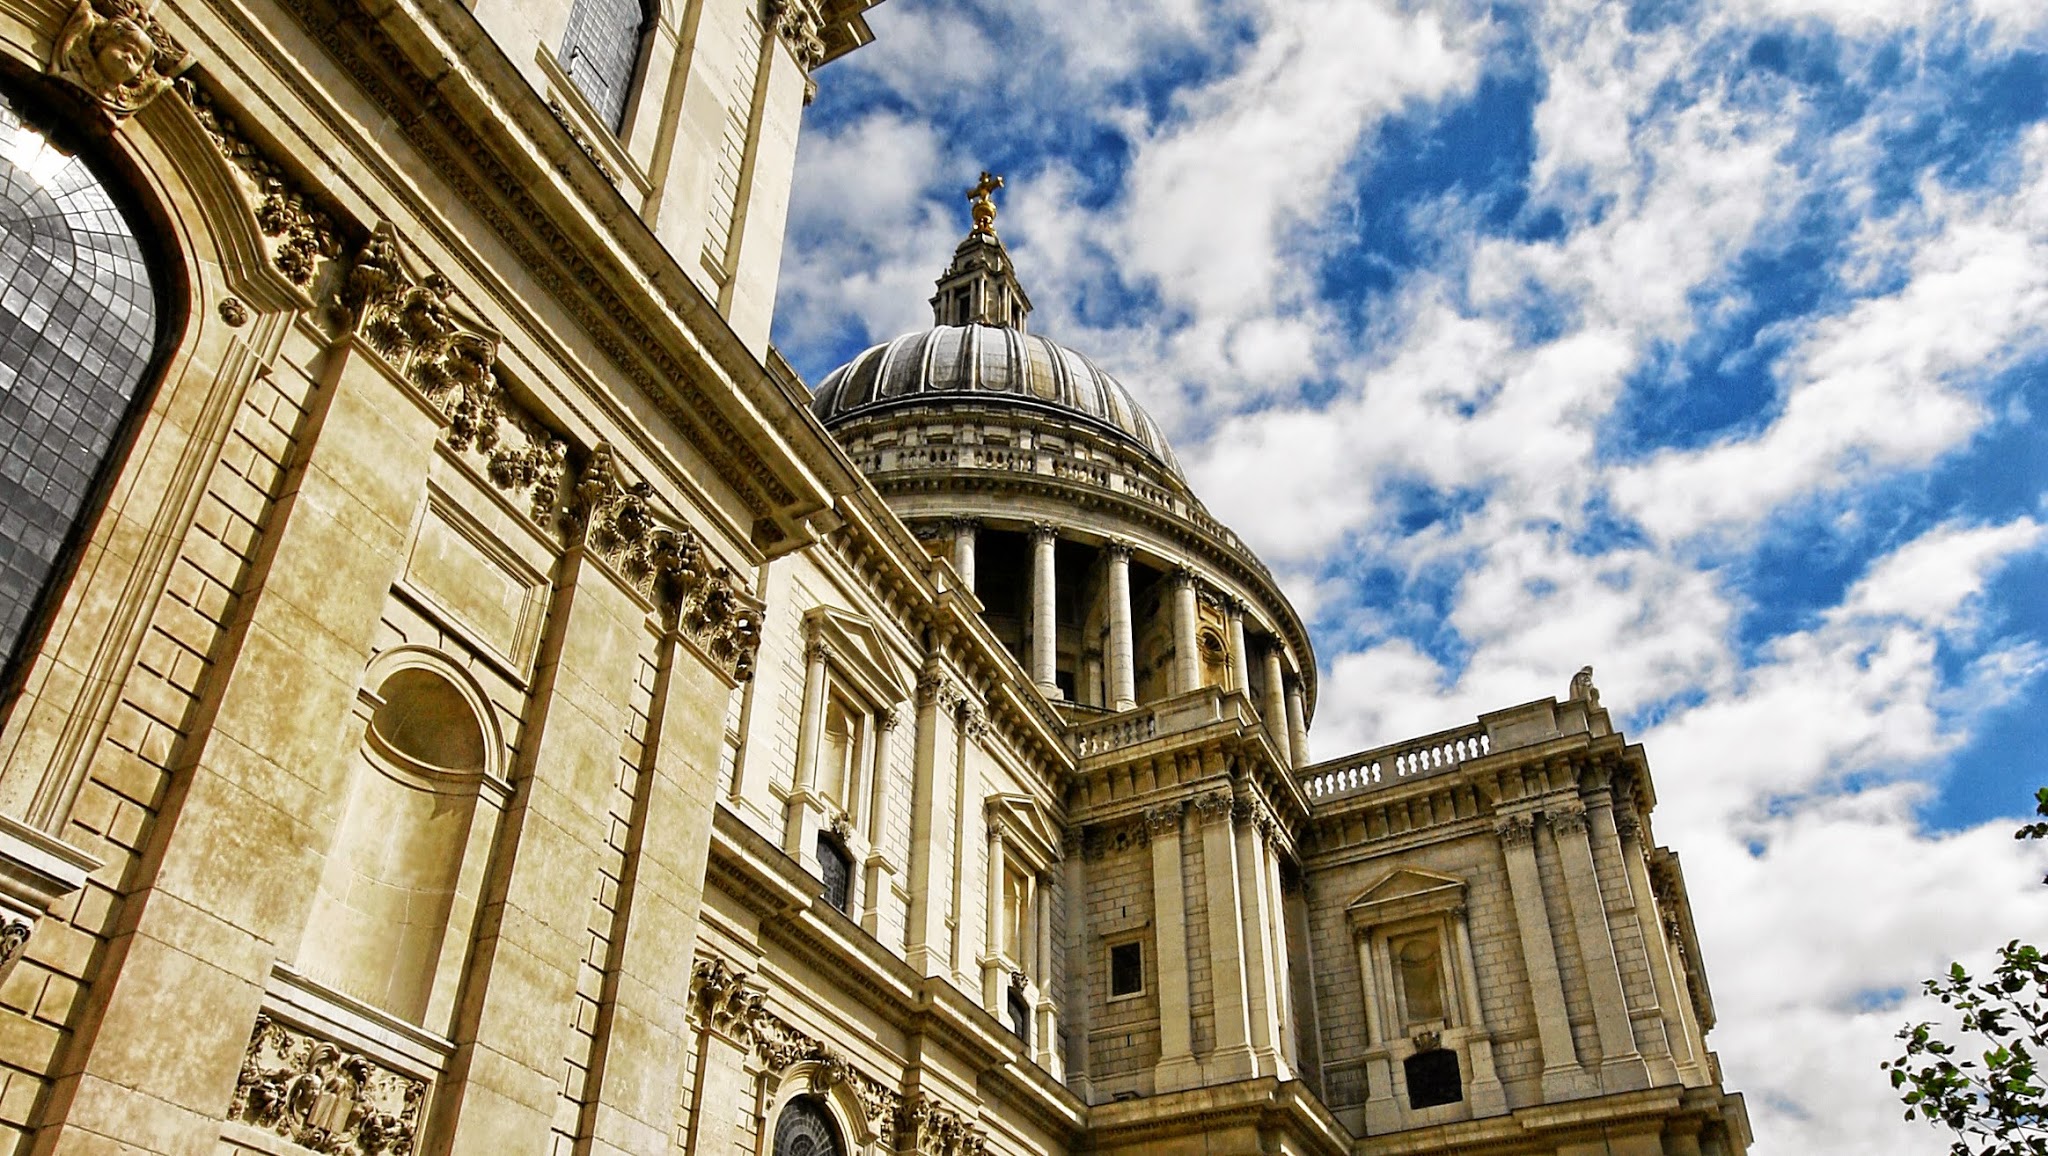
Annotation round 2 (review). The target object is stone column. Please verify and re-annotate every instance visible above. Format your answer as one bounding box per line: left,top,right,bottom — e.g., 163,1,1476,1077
1196,788,1257,1080
1551,800,1648,1091
1225,599,1252,693
1496,812,1586,1099
1105,540,1137,711
1450,909,1510,1116
983,822,1007,1010
1586,775,1679,1087
905,666,959,978
1170,567,1200,694
1149,804,1200,1091
1261,643,1290,759
951,518,978,592
1285,680,1310,769
860,706,901,937
1234,798,1285,1078
783,638,831,862
1034,869,1060,1075
1030,523,1060,696
1616,809,1705,1083
1062,831,1093,1099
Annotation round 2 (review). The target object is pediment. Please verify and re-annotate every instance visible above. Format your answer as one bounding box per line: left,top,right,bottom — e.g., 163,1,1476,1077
985,793,1062,871
803,607,910,703
1346,867,1466,928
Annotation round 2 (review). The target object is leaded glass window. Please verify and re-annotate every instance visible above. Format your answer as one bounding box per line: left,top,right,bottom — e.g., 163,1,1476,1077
772,1096,841,1156
0,99,157,677
559,0,648,131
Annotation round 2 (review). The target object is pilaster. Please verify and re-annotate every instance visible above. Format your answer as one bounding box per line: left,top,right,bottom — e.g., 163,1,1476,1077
1148,804,1200,1092
1550,801,1649,1092
1495,811,1589,1100
1195,788,1255,1080
904,665,960,977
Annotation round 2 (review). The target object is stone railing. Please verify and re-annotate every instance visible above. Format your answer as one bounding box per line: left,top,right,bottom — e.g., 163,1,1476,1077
1299,723,1492,803
1072,708,1157,757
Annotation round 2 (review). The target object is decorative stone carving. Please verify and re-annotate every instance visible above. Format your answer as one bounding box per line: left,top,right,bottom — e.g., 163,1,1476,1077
690,955,906,1146
897,1091,988,1156
957,703,990,743
228,1015,425,1156
50,0,190,118
176,78,343,287
1191,791,1233,825
1142,802,1183,836
804,638,834,664
566,445,761,680
1027,521,1057,543
1613,811,1641,843
878,704,902,732
1549,803,1588,837
692,957,762,1044
1569,665,1601,709
218,297,249,327
0,917,32,974
916,667,963,711
1495,813,1535,848
765,0,825,70
478,406,569,525
1104,537,1133,561
545,97,618,182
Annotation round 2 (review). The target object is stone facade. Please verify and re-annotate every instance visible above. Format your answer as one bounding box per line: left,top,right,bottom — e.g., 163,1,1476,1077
0,0,1749,1154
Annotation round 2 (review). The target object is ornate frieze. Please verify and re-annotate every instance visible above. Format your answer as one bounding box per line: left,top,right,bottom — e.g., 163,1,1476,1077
897,1091,989,1156
545,97,618,182
50,0,190,118
176,78,343,287
228,1015,425,1156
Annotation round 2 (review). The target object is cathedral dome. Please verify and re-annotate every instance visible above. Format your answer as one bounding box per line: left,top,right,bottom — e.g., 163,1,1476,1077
809,324,1184,479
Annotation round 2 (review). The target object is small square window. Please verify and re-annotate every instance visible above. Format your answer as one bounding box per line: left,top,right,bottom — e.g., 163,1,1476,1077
1109,941,1143,998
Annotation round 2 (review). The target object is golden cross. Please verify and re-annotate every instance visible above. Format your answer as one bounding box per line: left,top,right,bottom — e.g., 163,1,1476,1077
967,170,1004,234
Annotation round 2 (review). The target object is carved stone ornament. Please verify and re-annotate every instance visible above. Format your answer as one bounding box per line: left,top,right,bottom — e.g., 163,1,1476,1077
228,1015,425,1156
690,956,906,1147
764,0,825,70
0,917,31,973
878,704,903,732
1613,810,1641,844
1495,812,1535,848
567,445,762,680
1549,802,1588,837
1568,665,1601,709
337,229,569,525
218,297,249,327
1142,802,1183,836
50,0,190,118
176,78,343,287
957,703,990,743
917,666,963,712
545,97,617,182
897,1091,989,1156
1191,791,1233,825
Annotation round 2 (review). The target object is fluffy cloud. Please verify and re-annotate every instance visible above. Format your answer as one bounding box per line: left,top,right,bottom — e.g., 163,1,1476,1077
778,0,2048,1150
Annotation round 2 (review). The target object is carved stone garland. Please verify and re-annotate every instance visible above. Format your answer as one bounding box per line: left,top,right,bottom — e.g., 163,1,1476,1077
688,957,990,1156
228,1015,426,1156
568,447,762,681
175,78,344,287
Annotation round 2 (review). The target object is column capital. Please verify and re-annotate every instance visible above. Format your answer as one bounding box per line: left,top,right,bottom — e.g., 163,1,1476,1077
1104,537,1134,562
1029,521,1058,543
1192,790,1234,825
1143,802,1185,835
878,703,903,731
951,516,981,533
1495,812,1536,848
804,638,833,664
1549,802,1588,836
1170,563,1199,588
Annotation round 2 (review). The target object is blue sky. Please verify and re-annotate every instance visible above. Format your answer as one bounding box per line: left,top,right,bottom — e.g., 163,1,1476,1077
771,1,2048,1149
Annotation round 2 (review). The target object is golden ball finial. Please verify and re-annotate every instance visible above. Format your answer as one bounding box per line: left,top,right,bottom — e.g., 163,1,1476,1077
967,170,1004,235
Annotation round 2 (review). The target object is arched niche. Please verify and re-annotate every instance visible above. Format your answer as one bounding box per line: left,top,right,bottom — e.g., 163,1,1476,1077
299,647,509,1029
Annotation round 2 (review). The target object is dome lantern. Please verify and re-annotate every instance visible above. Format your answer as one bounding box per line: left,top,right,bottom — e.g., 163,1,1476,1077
930,170,1032,330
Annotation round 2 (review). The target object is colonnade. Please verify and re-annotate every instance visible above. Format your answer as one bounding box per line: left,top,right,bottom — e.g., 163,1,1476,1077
944,518,1312,767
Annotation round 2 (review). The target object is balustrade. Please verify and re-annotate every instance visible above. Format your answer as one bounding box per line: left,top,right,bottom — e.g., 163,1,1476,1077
1299,726,1492,803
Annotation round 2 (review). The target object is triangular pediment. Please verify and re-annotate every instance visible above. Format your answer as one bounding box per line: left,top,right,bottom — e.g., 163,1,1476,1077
986,793,1061,871
804,607,910,702
1346,867,1466,927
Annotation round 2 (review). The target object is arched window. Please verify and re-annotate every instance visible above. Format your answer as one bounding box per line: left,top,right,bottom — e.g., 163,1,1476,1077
559,0,650,131
771,1095,842,1156
0,98,159,677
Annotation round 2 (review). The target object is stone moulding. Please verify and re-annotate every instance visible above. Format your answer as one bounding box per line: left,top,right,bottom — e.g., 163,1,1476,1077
174,76,344,288
687,956,991,1155
0,814,100,985
228,1014,426,1156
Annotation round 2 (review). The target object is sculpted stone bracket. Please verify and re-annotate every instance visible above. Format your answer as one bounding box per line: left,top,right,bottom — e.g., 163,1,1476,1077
688,957,990,1155
567,445,762,681
50,0,190,118
228,1014,427,1156
175,77,346,288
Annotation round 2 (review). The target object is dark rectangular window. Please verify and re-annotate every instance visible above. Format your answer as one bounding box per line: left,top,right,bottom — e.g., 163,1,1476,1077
1405,1048,1462,1110
817,835,852,913
1109,941,1143,997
